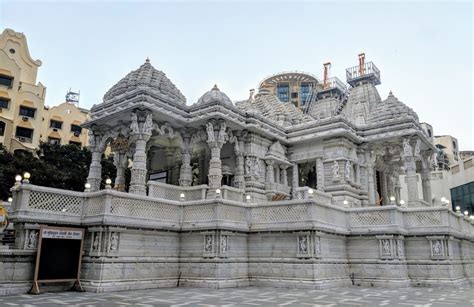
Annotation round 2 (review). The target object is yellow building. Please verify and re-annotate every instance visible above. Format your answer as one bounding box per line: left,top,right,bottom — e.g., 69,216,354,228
42,101,90,147
0,28,90,152
0,28,46,152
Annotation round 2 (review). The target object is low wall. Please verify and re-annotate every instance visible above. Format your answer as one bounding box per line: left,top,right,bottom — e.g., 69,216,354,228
0,183,472,295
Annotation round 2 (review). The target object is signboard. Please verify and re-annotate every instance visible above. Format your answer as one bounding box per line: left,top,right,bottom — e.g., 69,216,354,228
31,226,84,294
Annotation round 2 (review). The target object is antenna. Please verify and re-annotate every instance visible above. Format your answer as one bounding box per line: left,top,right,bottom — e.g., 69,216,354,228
66,89,80,106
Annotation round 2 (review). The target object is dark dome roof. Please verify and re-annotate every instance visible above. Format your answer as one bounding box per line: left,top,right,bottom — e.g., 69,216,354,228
102,59,186,104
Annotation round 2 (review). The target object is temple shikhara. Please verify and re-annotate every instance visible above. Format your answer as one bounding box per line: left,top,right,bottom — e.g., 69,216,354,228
4,54,474,294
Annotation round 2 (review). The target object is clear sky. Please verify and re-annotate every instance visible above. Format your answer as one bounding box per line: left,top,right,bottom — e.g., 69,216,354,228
1,0,473,150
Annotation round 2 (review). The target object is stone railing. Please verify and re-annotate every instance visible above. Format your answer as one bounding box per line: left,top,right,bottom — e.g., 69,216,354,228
8,184,474,238
220,185,244,202
294,186,332,204
148,181,207,201
10,184,85,225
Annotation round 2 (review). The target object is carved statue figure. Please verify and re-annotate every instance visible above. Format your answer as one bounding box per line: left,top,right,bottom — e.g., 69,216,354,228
382,239,390,255
332,161,340,180
204,235,213,252
110,232,119,251
130,113,139,134
220,235,228,252
206,122,214,142
414,139,421,157
218,122,227,143
403,138,412,157
345,160,351,181
143,114,153,135
299,236,307,253
245,157,252,175
88,131,96,147
93,234,100,251
433,240,442,256
27,230,38,249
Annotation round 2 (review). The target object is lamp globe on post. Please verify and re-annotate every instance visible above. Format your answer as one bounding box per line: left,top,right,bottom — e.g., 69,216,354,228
215,188,221,199
84,182,91,193
455,206,461,214
180,193,185,202
105,178,112,189
389,196,396,205
308,188,314,199
399,200,406,207
464,210,469,217
245,194,251,204
14,175,22,187
7,197,13,203
343,200,349,208
22,172,31,184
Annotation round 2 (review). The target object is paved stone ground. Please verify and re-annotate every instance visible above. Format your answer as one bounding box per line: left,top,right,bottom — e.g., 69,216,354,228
1,287,473,306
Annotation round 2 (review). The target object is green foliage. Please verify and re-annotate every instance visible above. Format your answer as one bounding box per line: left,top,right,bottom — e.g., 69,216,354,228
0,143,127,200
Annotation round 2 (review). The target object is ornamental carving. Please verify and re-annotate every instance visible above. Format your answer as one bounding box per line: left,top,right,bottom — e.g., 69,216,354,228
332,161,340,180
27,230,38,249
110,232,119,251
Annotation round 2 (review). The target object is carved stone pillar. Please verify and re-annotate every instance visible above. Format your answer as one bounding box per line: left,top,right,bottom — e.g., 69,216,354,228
233,135,245,189
355,164,361,185
179,136,192,187
274,165,280,184
316,157,325,191
366,152,377,205
113,151,128,192
88,149,103,192
419,153,433,205
402,138,419,206
129,112,153,196
87,132,107,192
280,165,288,186
266,160,275,183
206,121,226,191
292,163,299,199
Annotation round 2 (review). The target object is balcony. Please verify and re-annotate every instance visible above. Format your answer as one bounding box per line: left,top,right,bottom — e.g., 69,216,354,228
345,62,381,87
318,77,347,97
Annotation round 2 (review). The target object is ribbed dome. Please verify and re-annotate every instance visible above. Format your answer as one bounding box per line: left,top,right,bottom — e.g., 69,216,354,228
196,84,232,105
236,90,312,127
102,59,186,104
369,91,419,124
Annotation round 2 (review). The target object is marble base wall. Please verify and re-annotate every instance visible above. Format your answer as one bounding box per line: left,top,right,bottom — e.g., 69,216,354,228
1,223,474,295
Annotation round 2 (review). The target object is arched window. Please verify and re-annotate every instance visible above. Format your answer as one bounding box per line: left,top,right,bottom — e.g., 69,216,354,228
0,121,5,136
427,129,432,137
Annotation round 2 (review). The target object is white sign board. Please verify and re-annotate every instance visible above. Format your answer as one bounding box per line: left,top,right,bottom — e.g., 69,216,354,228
42,228,83,240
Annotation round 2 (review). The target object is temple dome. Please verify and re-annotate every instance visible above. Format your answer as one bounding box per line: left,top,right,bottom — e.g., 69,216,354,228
196,84,233,105
369,91,419,124
102,59,186,104
236,91,313,127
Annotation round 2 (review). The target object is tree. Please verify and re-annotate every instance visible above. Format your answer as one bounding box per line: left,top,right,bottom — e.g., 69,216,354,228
0,143,130,200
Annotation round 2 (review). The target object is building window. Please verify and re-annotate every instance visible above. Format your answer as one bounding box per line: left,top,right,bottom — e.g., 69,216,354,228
15,127,33,142
0,75,13,88
277,84,289,102
0,121,5,136
0,97,10,109
48,137,61,145
452,141,457,149
300,83,312,106
451,182,474,215
71,124,82,135
291,92,298,99
69,141,81,147
50,120,63,129
19,106,36,118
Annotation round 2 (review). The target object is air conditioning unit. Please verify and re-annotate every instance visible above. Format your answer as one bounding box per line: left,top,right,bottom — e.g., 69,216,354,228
73,131,80,137
22,116,29,122
53,128,58,132
18,136,26,142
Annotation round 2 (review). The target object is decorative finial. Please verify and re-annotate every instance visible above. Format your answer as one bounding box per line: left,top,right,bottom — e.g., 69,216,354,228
388,90,394,97
212,84,219,90
145,57,150,63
